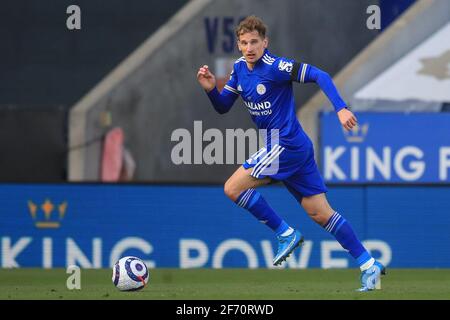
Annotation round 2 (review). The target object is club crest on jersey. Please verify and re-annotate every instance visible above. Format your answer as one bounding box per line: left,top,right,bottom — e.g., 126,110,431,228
237,85,243,92
278,60,293,73
256,84,266,95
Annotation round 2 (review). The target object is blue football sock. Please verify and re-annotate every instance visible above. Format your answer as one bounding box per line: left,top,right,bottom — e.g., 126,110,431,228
323,212,372,267
235,189,289,236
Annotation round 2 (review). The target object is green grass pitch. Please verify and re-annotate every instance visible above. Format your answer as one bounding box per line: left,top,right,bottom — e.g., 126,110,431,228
1,268,449,300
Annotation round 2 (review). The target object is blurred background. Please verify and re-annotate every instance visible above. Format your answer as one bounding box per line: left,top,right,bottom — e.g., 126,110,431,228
0,0,449,269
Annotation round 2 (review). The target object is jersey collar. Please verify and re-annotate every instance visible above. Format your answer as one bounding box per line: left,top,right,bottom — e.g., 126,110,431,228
255,49,271,66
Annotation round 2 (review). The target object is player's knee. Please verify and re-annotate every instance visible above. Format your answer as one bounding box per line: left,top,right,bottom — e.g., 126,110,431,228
303,205,325,224
305,208,318,219
306,209,331,226
224,180,240,202
311,214,329,226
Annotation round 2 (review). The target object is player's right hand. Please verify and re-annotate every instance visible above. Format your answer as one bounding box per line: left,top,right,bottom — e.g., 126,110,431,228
197,65,216,92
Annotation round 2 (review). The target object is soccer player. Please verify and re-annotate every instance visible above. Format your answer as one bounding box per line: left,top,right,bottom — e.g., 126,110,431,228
197,15,385,291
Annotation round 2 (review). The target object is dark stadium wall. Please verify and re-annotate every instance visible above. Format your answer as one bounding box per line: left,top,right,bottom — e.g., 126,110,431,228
0,0,186,182
0,108,68,182
0,0,187,108
70,0,381,182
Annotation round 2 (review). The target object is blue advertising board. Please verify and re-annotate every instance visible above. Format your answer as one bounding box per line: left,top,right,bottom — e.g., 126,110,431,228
320,112,450,183
0,184,449,269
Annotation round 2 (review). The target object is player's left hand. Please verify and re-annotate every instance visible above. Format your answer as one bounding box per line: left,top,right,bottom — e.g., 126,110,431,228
337,108,357,131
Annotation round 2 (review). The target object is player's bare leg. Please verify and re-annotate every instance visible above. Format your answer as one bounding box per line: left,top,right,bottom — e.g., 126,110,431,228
224,166,270,202
300,193,334,226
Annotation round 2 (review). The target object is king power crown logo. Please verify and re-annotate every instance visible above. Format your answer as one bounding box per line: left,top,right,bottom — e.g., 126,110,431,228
28,199,68,229
343,123,369,143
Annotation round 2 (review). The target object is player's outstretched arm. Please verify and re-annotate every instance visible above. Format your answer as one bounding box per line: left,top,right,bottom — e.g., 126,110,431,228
302,64,356,130
197,65,238,114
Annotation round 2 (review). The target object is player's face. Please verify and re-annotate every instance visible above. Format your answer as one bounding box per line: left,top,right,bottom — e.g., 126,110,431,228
237,30,268,66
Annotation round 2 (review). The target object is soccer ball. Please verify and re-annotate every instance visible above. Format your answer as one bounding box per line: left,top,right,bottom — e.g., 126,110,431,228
112,256,150,291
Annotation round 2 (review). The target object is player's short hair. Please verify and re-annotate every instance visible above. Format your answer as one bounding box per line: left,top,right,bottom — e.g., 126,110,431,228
235,15,267,39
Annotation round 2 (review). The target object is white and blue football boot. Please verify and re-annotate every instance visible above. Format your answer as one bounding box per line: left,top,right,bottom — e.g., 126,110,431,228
273,229,304,266
357,260,386,292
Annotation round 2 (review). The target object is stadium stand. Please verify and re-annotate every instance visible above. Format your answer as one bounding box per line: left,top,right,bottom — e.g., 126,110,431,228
299,0,450,155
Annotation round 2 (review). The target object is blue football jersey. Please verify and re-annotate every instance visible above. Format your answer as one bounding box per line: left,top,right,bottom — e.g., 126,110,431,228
223,49,311,151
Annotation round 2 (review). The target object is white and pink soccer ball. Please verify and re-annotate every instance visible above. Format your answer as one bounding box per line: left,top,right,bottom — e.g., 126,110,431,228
112,256,150,291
